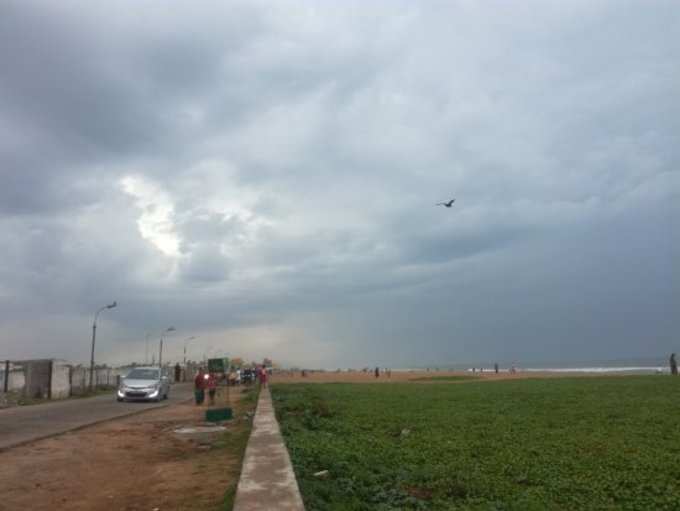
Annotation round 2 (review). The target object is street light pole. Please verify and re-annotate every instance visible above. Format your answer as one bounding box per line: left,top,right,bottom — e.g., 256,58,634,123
183,336,197,382
183,336,197,367
144,332,151,365
158,327,176,369
89,301,117,391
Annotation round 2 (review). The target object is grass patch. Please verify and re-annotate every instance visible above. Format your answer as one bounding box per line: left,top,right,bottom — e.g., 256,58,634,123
273,376,680,510
216,426,252,510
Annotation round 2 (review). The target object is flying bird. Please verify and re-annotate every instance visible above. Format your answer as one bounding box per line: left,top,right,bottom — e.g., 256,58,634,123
436,199,455,208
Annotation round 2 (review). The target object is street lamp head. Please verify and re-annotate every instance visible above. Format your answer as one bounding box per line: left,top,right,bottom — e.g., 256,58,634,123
166,326,176,333
107,301,117,309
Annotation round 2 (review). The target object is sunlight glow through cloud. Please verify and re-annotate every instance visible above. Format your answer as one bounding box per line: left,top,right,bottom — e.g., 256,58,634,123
120,175,181,257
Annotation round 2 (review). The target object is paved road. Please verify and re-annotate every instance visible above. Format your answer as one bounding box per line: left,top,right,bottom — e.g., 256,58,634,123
0,383,193,451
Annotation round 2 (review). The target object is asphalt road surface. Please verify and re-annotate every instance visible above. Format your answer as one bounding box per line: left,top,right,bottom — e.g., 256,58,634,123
0,383,193,451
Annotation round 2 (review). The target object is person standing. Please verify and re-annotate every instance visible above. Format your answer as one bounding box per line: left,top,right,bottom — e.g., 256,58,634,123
374,366,380,378
207,372,217,405
259,365,268,388
670,353,678,376
194,368,206,405
174,362,182,383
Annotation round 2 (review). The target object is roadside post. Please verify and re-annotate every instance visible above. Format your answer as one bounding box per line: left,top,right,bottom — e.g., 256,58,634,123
89,301,117,391
158,326,176,369
3,360,9,393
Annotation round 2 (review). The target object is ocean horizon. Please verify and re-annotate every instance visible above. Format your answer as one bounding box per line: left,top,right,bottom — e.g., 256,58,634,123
315,357,673,374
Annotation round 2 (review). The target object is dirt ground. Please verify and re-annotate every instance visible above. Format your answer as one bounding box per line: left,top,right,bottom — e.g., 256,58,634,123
0,386,256,511
271,369,562,384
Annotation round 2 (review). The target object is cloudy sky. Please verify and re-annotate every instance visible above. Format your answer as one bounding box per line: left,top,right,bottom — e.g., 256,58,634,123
1,1,678,368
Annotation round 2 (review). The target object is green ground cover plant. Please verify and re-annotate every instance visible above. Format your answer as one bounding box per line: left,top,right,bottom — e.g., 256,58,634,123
272,377,680,510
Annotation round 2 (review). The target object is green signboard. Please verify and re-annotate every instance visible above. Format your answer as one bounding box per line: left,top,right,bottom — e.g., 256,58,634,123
208,357,230,373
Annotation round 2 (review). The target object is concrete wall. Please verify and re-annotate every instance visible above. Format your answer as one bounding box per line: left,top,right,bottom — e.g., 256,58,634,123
1,361,190,402
1,360,129,401
51,361,71,399
25,360,51,399
1,362,26,392
9,368,26,392
70,366,127,395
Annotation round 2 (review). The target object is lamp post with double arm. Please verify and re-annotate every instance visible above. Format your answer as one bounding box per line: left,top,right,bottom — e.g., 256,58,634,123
144,331,151,365
158,327,176,370
89,301,117,391
183,336,197,381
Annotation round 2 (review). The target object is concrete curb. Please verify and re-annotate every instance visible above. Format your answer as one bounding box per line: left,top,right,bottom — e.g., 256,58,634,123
234,386,305,511
0,398,191,453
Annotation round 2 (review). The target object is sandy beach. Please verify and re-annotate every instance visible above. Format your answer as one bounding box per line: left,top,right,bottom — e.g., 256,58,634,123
270,369,567,384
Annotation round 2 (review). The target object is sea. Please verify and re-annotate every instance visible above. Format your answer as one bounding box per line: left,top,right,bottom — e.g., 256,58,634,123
391,357,672,375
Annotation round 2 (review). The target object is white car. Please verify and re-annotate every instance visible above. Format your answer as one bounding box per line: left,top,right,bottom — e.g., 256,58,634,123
117,367,170,402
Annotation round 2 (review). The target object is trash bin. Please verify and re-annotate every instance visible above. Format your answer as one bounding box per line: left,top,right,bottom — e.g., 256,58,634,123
206,407,233,422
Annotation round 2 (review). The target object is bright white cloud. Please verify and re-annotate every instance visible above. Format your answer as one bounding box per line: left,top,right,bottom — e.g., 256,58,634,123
120,175,181,257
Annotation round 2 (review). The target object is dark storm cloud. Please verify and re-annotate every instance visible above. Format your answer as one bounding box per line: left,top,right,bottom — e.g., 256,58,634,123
0,0,677,366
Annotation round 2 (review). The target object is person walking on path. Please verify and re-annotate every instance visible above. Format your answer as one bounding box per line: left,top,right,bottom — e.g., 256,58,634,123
194,368,206,405
374,366,380,378
258,365,268,388
207,372,218,405
671,353,678,376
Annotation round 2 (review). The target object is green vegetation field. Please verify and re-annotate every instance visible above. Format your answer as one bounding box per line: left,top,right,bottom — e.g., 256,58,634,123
272,377,680,510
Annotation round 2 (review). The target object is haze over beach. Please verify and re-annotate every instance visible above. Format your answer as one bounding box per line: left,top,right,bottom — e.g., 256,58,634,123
1,1,678,368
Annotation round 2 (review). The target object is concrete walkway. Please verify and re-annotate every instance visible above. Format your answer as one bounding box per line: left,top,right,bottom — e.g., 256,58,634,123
234,386,305,511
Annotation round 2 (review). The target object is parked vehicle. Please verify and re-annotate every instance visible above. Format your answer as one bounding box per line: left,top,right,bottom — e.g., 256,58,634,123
117,367,169,402
240,368,256,384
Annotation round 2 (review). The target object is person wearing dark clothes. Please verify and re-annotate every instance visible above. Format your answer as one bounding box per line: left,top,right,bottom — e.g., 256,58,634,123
174,363,182,382
207,372,217,405
194,368,206,405
671,353,678,376
374,366,380,378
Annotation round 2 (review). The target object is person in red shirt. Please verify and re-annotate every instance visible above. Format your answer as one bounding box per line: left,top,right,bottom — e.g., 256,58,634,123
194,368,206,405
258,366,268,388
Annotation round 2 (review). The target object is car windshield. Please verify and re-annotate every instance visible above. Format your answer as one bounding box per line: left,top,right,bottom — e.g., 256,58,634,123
126,369,159,380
